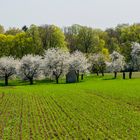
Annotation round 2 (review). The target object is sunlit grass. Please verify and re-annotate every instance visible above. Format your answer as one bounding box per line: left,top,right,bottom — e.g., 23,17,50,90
0,73,140,139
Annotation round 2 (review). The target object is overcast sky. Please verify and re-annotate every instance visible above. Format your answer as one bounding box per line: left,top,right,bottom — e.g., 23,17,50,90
0,0,140,29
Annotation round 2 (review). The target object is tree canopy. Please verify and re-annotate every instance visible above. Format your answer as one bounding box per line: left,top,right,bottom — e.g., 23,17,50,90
0,23,140,62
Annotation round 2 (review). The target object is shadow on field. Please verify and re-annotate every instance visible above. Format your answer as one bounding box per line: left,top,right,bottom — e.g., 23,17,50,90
0,78,75,87
0,72,139,87
103,78,116,80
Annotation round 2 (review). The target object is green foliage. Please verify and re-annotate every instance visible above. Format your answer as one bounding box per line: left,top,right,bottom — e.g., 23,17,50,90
64,24,82,52
0,34,14,57
0,23,140,60
39,25,67,50
106,24,140,62
12,32,34,58
0,34,7,56
65,25,107,53
5,27,22,35
77,27,101,53
0,25,4,34
0,25,45,58
26,25,44,56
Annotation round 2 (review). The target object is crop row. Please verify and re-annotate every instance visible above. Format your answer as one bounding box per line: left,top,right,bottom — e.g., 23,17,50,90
0,91,140,139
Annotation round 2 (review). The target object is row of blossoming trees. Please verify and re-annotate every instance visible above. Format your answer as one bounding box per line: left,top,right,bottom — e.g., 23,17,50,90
0,42,140,86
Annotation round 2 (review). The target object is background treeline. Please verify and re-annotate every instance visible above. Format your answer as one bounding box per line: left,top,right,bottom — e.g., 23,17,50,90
0,23,140,86
0,23,140,62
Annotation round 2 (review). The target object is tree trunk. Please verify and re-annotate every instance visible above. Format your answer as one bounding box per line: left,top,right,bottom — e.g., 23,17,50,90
5,76,8,86
85,47,88,54
76,73,79,82
101,71,104,76
56,77,59,84
114,72,117,79
81,74,84,80
96,72,99,76
123,72,125,79
129,71,132,79
30,78,33,85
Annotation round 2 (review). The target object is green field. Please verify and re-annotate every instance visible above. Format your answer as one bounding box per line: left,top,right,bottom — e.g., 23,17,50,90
0,73,140,139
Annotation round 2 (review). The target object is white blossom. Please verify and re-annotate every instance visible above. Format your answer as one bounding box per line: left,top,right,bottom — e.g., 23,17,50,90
43,48,70,84
0,57,19,86
19,54,42,84
131,42,140,71
69,51,89,81
109,51,125,73
89,53,106,75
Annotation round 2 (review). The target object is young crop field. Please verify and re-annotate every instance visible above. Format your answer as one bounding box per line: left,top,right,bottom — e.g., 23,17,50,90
0,73,140,139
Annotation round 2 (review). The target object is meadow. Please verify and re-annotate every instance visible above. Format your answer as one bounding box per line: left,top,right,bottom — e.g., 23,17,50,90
0,73,140,139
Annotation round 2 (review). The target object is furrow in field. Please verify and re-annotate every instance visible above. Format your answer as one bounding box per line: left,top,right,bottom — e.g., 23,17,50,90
37,96,64,139
49,95,98,139
50,93,134,139
58,92,140,139
35,95,72,139
43,95,77,138
29,95,42,140
33,95,50,139
0,94,16,139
